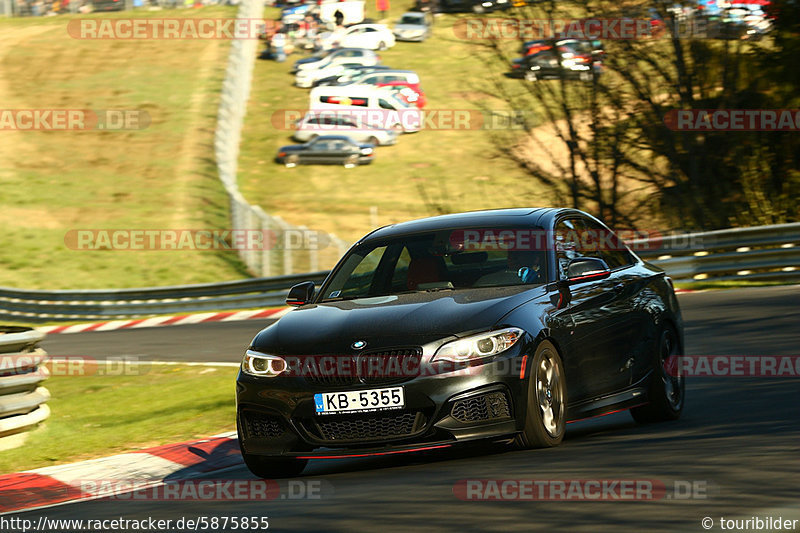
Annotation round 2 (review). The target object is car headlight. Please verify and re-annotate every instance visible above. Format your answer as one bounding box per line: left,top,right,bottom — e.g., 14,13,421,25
432,327,524,363
242,349,287,377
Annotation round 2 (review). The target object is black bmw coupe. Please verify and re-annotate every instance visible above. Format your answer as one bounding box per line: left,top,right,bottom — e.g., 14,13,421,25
236,208,685,477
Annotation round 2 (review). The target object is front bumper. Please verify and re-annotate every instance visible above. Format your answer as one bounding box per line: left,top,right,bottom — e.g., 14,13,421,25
236,353,527,457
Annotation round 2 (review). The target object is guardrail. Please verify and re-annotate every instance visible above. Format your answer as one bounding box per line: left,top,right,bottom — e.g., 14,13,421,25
0,224,797,322
633,222,800,284
0,272,329,322
0,327,50,446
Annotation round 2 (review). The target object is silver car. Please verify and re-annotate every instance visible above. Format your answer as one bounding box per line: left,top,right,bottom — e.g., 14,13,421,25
293,112,398,146
393,12,431,42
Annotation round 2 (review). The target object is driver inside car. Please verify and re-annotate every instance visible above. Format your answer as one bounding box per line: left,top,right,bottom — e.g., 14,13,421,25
475,250,545,287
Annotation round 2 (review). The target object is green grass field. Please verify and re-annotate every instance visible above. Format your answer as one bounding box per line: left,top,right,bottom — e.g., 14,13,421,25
0,7,250,290
0,364,238,473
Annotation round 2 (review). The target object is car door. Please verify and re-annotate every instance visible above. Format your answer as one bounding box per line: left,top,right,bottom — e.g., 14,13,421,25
550,217,621,401
577,216,646,393
305,138,330,163
343,28,364,48
361,27,379,49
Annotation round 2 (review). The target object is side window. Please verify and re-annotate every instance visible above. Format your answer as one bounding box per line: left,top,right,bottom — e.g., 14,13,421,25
554,218,584,279
389,247,412,291
581,218,635,270
378,99,395,110
338,246,387,297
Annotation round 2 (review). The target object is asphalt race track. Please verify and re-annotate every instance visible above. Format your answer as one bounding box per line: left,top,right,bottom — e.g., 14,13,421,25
21,285,800,532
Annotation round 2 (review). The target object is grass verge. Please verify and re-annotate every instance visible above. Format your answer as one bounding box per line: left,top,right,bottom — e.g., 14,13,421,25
0,364,238,473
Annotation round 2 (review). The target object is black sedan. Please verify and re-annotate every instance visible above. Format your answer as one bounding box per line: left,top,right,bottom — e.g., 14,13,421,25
276,135,374,168
511,47,603,82
236,208,685,477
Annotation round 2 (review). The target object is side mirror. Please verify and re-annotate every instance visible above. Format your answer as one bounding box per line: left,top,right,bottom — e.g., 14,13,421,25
286,281,315,306
566,257,611,283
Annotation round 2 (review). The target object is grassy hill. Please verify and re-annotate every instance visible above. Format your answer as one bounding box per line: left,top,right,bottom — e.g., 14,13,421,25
0,7,249,290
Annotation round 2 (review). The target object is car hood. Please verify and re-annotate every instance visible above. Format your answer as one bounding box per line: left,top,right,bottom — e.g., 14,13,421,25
251,286,544,354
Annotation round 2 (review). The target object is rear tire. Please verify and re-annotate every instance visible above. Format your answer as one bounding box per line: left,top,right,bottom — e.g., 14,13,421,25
515,340,566,449
524,70,538,82
378,41,387,51
367,136,379,146
631,326,684,423
242,452,307,479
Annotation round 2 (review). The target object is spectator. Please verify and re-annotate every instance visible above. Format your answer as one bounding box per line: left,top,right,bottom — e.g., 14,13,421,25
270,22,287,62
333,9,344,27
376,0,388,20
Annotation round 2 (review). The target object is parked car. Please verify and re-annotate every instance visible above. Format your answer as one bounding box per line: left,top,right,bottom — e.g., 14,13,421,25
312,65,393,88
236,208,685,477
381,85,424,107
522,39,604,59
295,61,381,89
275,135,374,168
318,24,396,51
393,12,432,42
293,112,399,146
339,69,427,108
310,85,422,132
293,48,380,74
511,47,602,82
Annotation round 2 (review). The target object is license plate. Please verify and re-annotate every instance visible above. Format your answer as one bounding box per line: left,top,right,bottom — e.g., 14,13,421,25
314,387,404,415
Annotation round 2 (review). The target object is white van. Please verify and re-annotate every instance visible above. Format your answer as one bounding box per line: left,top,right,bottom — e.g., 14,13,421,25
308,85,421,133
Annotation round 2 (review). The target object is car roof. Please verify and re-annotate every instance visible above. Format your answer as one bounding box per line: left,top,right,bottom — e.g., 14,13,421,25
361,208,566,241
332,48,374,54
311,135,356,141
359,69,416,75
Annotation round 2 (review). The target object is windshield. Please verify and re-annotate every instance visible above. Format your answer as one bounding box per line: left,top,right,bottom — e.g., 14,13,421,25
400,15,424,24
321,229,548,301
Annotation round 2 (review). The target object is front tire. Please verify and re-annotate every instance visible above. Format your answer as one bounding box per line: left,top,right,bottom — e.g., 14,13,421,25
242,452,308,478
343,154,359,168
284,154,299,168
515,340,566,449
524,70,538,82
631,326,684,423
